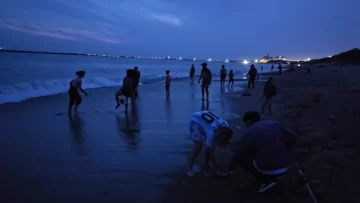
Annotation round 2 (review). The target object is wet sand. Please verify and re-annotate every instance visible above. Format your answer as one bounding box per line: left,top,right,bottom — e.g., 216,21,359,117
159,65,360,203
0,78,251,203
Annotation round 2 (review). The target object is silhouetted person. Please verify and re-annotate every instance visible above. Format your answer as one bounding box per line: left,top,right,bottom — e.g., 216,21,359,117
278,64,282,75
68,71,88,118
261,77,277,116
165,70,171,96
220,65,227,86
133,66,141,98
247,64,258,89
226,112,298,192
271,65,274,72
116,69,134,113
261,66,263,72
198,63,212,100
228,70,234,87
189,64,195,83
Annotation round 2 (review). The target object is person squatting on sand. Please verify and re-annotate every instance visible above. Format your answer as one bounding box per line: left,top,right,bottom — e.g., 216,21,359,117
187,110,233,177
260,77,277,116
226,112,298,193
198,63,212,100
115,69,134,113
68,70,88,117
247,64,259,89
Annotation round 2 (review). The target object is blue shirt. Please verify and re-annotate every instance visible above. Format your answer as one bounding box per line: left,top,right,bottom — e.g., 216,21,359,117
237,120,298,170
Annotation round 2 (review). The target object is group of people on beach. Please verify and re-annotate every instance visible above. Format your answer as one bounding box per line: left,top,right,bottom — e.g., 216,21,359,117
66,62,291,194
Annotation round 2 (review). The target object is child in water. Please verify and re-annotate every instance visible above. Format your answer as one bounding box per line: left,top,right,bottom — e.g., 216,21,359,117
228,70,234,87
165,70,171,96
68,71,88,117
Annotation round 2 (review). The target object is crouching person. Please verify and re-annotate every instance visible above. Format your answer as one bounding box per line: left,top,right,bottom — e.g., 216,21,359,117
226,111,298,192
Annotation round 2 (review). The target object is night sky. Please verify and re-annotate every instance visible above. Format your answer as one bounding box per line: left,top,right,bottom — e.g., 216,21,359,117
0,0,359,60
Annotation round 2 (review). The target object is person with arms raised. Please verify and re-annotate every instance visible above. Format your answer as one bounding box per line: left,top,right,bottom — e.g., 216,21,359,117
187,110,233,177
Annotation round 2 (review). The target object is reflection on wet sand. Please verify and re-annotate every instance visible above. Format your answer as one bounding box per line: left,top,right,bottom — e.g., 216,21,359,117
116,103,141,149
220,85,225,93
69,114,85,155
228,86,234,92
201,99,209,110
165,95,172,121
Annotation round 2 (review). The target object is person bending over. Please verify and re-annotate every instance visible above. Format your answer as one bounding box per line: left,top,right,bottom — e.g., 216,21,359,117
68,70,88,117
187,110,233,177
226,111,298,193
115,69,134,113
198,63,212,100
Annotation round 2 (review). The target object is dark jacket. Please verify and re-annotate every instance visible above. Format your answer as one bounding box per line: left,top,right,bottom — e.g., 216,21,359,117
235,120,298,171
263,82,277,97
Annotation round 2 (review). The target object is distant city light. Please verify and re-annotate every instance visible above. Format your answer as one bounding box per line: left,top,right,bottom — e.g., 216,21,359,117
305,58,311,61
193,57,196,61
328,56,332,58
254,59,258,63
283,58,286,60
179,56,182,60
207,58,212,62
167,56,170,59
242,60,249,65
298,64,301,67
225,58,229,63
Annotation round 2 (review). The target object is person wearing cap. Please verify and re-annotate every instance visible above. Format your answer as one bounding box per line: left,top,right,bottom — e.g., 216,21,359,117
226,111,298,193
198,63,212,100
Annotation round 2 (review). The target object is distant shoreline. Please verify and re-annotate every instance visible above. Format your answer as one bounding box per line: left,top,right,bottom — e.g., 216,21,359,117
0,49,116,57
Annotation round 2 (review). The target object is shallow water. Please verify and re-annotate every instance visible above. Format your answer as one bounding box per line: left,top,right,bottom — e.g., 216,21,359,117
0,52,275,104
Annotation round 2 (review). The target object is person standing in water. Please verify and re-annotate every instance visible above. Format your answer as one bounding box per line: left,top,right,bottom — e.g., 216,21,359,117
260,77,277,116
68,71,88,118
165,70,171,96
220,65,227,86
261,66,263,72
271,64,274,72
189,64,195,83
278,64,282,75
198,63,212,100
115,69,134,113
228,70,234,87
247,64,259,89
133,66,141,98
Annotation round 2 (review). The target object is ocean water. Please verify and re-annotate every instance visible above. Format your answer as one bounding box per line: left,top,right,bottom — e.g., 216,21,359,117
0,52,276,104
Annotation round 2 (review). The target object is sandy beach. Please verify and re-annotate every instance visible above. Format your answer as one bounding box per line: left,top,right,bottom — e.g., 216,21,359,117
1,65,359,203
158,65,360,203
